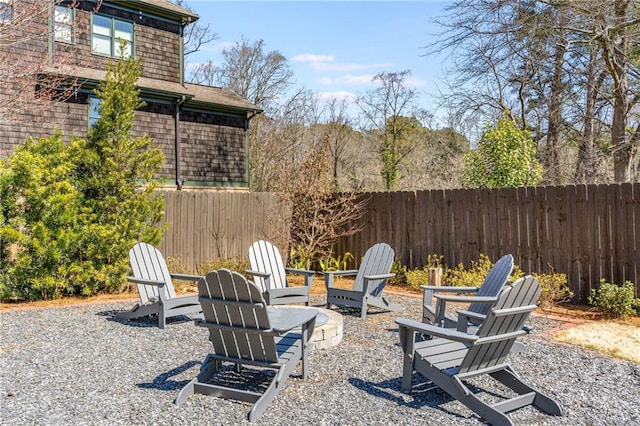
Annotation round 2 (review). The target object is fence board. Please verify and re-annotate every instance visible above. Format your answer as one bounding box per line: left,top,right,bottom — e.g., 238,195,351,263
158,184,639,302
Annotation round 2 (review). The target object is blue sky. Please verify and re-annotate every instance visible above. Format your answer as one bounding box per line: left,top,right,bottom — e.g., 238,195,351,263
185,1,448,113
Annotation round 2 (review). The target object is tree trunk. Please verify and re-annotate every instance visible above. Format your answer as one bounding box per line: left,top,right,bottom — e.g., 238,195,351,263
608,0,631,182
544,36,567,184
575,45,601,183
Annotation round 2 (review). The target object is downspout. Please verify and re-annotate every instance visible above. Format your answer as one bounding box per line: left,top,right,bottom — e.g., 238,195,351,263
174,17,190,190
245,111,260,187
175,95,187,190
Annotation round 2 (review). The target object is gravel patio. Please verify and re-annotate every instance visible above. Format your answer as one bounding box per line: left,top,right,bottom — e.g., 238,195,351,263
2,293,639,425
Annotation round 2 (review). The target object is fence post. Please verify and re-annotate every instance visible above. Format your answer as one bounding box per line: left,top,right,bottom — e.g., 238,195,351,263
428,267,441,286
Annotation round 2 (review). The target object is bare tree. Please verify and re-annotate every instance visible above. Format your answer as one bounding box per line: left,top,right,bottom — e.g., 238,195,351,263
190,36,293,110
356,71,429,190
269,139,368,270
310,97,355,191
170,0,218,57
428,0,640,183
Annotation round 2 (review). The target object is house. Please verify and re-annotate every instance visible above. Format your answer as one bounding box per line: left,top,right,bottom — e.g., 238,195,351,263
0,0,261,190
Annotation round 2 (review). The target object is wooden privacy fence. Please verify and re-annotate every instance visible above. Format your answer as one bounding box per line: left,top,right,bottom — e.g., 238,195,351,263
158,191,289,271
159,183,639,303
335,183,639,303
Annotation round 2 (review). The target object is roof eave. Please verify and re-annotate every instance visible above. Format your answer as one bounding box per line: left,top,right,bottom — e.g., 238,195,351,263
111,0,199,24
184,99,263,116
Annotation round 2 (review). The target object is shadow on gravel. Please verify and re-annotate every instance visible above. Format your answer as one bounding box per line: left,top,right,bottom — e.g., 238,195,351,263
348,376,473,421
138,360,201,391
96,310,193,328
327,306,389,318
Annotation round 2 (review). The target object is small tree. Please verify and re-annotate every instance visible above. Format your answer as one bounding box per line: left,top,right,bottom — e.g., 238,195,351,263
462,116,542,188
71,53,165,295
271,138,368,270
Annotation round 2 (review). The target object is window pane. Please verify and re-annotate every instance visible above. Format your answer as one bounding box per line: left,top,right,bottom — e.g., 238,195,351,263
92,15,111,36
55,25,72,42
89,97,102,128
0,0,11,23
55,6,72,24
92,35,111,55
54,7,73,42
114,20,132,37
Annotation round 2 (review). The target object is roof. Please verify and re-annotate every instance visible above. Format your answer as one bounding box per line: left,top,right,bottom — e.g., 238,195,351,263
50,65,261,114
113,0,199,23
184,83,263,113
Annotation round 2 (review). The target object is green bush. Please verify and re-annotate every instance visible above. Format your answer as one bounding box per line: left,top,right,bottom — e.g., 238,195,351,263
388,260,408,287
318,252,354,271
535,271,573,309
0,55,164,302
405,268,430,291
198,257,251,278
462,116,542,188
442,254,509,287
588,279,640,318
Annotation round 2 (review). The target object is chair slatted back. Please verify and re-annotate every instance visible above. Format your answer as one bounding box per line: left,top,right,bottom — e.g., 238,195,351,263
249,240,287,293
129,242,177,303
468,254,514,317
458,276,540,374
353,243,395,297
198,269,278,363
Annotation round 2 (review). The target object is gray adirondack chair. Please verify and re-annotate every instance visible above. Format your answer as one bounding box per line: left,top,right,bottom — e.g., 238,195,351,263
247,240,314,305
175,269,318,422
115,242,202,329
324,242,400,319
396,276,562,426
421,254,514,329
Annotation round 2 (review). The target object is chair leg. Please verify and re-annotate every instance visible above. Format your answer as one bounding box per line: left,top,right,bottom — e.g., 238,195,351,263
490,369,562,416
158,309,166,329
247,367,287,422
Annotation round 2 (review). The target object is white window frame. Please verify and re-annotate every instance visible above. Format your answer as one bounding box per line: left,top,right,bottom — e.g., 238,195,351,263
91,14,133,58
54,5,74,43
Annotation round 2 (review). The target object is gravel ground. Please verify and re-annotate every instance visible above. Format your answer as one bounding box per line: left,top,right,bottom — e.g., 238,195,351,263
2,294,639,426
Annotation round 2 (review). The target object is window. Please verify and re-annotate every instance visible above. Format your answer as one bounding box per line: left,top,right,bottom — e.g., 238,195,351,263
91,14,133,58
88,97,102,128
54,6,74,43
0,0,12,23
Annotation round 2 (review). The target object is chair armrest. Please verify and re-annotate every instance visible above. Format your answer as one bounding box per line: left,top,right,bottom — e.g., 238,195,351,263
246,269,270,279
323,269,358,288
456,309,486,332
434,294,498,304
285,268,315,287
170,273,202,282
363,273,395,281
322,270,359,277
456,309,486,323
421,286,479,309
268,307,318,332
285,267,315,276
128,277,166,303
420,285,479,293
128,276,165,287
395,317,478,343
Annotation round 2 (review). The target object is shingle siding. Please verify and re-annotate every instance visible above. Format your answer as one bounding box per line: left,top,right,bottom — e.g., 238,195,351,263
57,3,181,83
136,25,181,82
1,0,258,189
180,112,247,183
